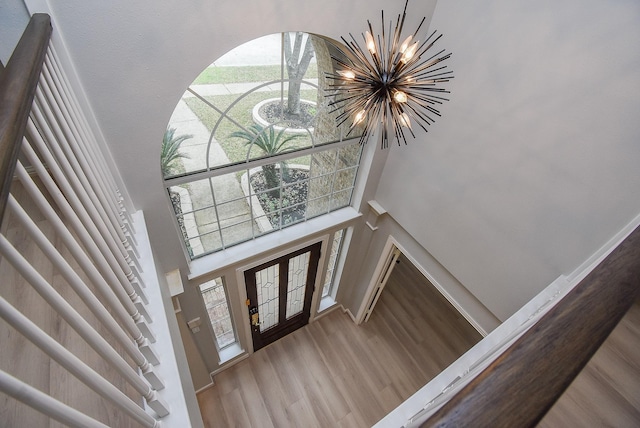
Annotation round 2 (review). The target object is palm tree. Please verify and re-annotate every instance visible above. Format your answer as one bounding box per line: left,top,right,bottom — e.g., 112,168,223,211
230,124,300,192
161,127,192,177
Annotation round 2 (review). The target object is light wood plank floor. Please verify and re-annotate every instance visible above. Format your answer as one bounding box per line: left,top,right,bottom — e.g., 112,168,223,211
538,294,640,428
197,254,483,427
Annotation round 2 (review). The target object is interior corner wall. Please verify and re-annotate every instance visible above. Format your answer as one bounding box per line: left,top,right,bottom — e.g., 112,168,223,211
0,0,29,63
375,0,640,321
340,208,501,334
175,309,212,391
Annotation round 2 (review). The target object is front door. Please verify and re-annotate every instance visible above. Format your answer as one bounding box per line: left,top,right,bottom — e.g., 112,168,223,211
244,242,321,351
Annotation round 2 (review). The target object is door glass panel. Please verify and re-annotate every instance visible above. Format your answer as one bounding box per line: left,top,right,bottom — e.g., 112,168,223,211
255,264,279,332
286,251,310,319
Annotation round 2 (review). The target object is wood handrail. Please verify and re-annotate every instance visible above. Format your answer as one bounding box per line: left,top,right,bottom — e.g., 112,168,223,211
0,13,52,223
422,224,640,428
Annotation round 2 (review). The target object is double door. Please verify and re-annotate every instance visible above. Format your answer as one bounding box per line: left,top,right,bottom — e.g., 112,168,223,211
244,242,321,351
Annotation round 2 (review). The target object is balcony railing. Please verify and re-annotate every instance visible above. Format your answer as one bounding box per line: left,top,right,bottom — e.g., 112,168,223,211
419,222,640,427
374,215,640,427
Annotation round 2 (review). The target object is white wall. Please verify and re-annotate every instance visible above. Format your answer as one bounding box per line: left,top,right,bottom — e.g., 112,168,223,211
376,0,640,320
0,0,29,63
27,0,436,276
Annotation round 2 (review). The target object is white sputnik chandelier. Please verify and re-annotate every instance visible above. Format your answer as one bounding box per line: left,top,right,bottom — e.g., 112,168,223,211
327,0,453,148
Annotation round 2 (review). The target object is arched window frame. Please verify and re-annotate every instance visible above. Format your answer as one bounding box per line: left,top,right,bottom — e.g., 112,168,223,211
163,33,364,260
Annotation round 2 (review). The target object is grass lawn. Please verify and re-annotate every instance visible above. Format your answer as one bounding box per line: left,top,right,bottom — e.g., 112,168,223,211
192,64,318,85
184,89,317,164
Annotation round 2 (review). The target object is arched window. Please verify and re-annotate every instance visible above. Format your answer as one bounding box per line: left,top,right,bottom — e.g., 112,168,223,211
163,33,362,259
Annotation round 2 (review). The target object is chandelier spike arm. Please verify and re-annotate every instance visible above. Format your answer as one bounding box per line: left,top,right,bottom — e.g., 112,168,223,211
390,103,415,140
407,93,446,114
408,100,444,121
329,57,377,83
342,34,374,69
412,16,427,41
393,120,411,146
389,21,409,76
385,20,395,71
379,9,385,48
391,15,402,53
410,66,453,83
409,51,451,76
417,49,449,69
396,2,408,41
410,74,453,87
404,104,437,131
415,30,441,58
328,0,454,147
334,93,372,113
410,93,450,108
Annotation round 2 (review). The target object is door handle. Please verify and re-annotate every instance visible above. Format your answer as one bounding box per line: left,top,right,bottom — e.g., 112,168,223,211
249,306,260,326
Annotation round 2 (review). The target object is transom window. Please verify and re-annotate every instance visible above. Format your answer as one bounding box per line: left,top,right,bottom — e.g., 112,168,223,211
163,32,362,259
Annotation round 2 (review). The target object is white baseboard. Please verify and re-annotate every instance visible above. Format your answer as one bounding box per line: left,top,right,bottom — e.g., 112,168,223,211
342,305,358,323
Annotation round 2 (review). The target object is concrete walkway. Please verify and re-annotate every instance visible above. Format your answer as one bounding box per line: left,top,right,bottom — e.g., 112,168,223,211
168,90,256,256
167,82,320,254
166,34,319,255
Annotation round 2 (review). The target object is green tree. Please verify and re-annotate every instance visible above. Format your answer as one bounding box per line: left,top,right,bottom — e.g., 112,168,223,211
230,124,299,194
161,127,192,177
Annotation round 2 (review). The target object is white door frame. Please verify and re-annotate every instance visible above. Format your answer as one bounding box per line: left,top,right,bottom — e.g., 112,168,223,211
356,234,486,334
355,236,402,323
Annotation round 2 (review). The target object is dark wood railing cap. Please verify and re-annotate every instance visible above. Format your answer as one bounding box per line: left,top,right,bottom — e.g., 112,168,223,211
0,13,52,224
422,224,640,427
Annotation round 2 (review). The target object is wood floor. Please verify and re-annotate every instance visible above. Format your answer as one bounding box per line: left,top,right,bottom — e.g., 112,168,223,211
538,294,640,428
0,181,141,427
197,254,483,428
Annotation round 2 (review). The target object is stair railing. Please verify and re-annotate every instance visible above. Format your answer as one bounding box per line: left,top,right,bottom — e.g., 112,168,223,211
0,13,169,427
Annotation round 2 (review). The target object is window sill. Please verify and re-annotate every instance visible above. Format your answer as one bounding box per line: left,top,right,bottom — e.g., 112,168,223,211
318,295,337,313
218,343,245,365
188,207,361,280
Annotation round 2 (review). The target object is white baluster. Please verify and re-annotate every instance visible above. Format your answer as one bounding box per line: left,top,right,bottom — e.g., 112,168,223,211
0,370,109,428
7,194,164,389
0,231,167,404
15,154,155,346
40,60,123,237
25,112,149,308
0,296,167,426
32,90,146,289
48,45,133,229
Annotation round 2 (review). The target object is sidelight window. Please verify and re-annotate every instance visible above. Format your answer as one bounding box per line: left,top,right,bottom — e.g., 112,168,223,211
199,277,237,350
